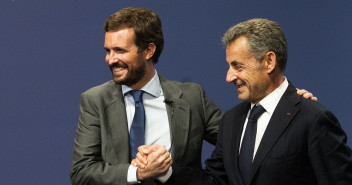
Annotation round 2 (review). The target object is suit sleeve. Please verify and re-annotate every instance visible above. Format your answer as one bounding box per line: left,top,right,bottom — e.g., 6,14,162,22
70,93,129,185
308,109,352,185
198,85,223,145
165,116,229,185
203,114,230,185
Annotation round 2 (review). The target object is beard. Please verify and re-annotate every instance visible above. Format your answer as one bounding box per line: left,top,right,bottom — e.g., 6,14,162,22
110,60,146,87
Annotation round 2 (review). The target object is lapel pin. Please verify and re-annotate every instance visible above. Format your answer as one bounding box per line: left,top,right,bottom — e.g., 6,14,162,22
287,113,291,116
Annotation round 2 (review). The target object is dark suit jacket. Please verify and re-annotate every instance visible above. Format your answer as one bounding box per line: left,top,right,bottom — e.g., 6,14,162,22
70,75,223,185
168,82,352,185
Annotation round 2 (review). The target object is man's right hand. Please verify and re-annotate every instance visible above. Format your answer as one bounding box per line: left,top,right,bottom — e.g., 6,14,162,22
131,144,173,181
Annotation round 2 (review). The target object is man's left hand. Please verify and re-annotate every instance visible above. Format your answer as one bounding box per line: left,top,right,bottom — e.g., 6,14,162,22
296,88,318,101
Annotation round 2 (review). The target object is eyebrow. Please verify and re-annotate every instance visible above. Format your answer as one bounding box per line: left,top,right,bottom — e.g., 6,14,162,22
228,60,241,65
104,46,128,52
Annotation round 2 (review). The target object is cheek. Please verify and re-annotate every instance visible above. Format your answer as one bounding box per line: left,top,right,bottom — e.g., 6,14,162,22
238,71,248,82
122,54,136,63
248,74,265,90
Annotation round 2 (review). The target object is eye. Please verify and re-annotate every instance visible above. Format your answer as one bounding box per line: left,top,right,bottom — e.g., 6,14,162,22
115,48,126,53
231,62,244,71
111,47,128,54
236,64,244,70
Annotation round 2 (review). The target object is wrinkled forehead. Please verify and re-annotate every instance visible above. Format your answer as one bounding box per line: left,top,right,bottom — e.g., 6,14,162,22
225,37,252,62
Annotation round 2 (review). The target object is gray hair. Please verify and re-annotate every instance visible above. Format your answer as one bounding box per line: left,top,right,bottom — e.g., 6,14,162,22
222,18,287,71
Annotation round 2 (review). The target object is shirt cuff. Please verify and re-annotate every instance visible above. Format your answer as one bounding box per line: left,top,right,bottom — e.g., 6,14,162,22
127,165,140,184
156,166,173,183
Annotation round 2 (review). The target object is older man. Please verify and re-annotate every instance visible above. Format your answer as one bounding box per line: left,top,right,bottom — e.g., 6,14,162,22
133,18,352,185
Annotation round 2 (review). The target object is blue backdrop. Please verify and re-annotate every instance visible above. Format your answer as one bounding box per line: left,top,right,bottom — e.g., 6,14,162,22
1,0,351,184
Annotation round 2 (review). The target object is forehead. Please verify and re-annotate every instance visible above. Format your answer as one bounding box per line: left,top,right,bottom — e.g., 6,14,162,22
104,27,136,47
225,36,253,63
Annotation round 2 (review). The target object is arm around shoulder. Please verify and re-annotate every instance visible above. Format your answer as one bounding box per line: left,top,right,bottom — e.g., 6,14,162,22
197,84,223,145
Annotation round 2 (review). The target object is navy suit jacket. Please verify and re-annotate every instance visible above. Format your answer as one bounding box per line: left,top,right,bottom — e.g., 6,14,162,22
168,82,352,185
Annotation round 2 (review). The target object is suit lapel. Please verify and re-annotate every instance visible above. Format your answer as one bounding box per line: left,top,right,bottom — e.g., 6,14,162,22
105,83,130,161
251,83,300,181
159,75,190,160
104,76,191,162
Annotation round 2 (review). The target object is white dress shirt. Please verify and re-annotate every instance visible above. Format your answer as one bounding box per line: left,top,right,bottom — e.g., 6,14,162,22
122,71,171,184
239,78,289,159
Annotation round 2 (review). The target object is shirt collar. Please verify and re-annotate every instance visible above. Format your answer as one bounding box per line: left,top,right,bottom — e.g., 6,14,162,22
122,70,162,98
251,77,288,115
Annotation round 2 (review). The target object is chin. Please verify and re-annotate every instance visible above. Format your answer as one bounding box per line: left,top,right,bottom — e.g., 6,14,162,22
238,96,247,102
113,78,125,84
237,92,247,100
113,74,126,82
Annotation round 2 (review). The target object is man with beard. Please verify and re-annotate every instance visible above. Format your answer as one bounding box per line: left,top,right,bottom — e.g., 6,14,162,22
70,7,222,185
70,8,316,185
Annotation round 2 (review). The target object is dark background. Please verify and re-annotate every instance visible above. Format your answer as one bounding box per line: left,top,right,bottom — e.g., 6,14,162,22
1,0,351,184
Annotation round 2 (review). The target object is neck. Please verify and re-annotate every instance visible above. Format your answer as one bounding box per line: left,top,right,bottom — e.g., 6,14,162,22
264,73,285,98
252,73,284,104
271,73,285,90
129,62,156,90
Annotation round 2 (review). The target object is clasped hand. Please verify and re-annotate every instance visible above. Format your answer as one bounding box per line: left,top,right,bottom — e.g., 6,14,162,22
131,144,173,181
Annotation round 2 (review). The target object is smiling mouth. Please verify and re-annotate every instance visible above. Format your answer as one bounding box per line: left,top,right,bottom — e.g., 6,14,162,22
111,62,128,73
236,83,245,88
113,67,126,72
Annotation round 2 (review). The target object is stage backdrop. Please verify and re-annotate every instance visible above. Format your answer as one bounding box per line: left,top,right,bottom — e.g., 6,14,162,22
1,0,351,184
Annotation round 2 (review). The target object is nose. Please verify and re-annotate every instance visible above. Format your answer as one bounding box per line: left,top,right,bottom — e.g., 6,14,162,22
106,51,118,65
226,68,238,83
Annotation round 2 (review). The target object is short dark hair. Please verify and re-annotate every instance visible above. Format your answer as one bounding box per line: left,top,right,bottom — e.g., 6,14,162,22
222,18,288,72
104,7,164,64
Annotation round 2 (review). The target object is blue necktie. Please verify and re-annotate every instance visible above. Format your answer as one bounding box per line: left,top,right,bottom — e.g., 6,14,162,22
129,90,145,160
238,104,265,185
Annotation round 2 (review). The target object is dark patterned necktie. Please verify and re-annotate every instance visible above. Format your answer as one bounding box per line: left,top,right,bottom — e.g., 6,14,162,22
238,104,265,185
129,90,145,160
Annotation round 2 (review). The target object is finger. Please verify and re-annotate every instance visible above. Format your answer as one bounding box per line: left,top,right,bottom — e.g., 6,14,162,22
166,159,173,168
297,89,307,95
155,155,172,173
139,144,161,155
131,159,137,167
162,158,173,172
138,145,154,155
149,144,163,153
157,151,171,166
163,154,172,166
136,152,148,165
134,156,146,169
303,93,313,99
311,97,318,101
148,146,167,162
155,146,167,158
138,145,147,152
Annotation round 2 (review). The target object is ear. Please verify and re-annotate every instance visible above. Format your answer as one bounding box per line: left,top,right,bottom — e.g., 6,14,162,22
145,43,156,61
264,51,277,74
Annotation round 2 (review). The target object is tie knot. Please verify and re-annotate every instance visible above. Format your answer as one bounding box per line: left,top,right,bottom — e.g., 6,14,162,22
130,90,144,103
248,105,265,120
